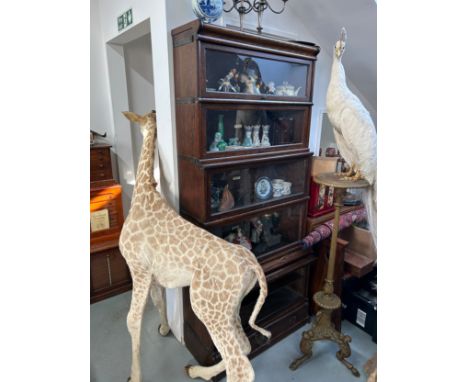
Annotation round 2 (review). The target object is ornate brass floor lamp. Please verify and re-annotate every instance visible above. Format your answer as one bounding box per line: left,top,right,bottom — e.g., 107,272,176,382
289,172,369,377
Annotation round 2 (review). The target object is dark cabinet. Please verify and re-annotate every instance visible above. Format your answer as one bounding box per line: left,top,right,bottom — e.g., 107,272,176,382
90,243,132,304
90,144,113,182
90,149,132,303
172,20,320,376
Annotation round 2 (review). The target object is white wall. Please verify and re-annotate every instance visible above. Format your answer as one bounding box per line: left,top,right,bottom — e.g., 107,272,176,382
94,0,192,343
124,33,155,173
90,0,114,140
97,0,180,209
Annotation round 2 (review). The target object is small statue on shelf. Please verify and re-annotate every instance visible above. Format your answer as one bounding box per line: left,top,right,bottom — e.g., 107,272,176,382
252,125,261,147
228,137,240,146
242,125,253,147
261,213,282,247
209,115,227,151
261,125,271,147
238,57,262,95
209,132,223,152
266,81,276,95
223,226,252,250
250,218,263,244
218,184,235,212
240,71,261,95
233,226,252,250
217,68,238,92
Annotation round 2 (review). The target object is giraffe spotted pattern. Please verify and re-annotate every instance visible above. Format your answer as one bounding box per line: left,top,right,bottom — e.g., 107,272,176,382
120,111,270,382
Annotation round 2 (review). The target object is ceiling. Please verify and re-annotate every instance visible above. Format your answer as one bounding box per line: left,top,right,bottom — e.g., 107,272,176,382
289,0,377,112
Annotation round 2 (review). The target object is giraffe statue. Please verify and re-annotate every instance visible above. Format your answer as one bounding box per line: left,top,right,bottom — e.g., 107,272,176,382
120,111,271,382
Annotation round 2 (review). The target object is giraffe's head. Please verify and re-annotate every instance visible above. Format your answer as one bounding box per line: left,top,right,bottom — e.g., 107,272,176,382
122,110,157,139
334,27,347,60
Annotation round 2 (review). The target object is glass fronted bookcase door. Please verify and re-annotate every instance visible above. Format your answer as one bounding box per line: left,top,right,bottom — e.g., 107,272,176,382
202,44,313,101
208,201,306,260
202,104,309,157
208,156,309,219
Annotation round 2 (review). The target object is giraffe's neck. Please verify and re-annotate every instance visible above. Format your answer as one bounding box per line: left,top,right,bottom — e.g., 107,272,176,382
134,127,158,195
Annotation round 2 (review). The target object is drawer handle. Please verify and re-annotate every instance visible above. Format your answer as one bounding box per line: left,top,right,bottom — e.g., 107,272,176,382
99,164,104,168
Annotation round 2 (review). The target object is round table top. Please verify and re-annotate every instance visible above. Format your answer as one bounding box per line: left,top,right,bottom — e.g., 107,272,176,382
313,172,370,189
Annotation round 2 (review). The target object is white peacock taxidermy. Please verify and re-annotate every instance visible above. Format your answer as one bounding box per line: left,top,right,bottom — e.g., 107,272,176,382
326,27,377,246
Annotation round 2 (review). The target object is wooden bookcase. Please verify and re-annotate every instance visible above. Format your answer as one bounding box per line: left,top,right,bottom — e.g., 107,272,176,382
172,20,320,375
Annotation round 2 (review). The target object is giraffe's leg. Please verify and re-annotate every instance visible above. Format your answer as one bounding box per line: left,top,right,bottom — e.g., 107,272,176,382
150,280,170,336
234,275,256,356
235,314,251,355
185,360,225,381
216,323,254,382
187,321,254,382
127,269,152,382
186,312,250,380
187,273,254,381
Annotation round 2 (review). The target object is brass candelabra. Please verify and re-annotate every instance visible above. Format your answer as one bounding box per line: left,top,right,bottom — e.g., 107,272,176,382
289,172,370,377
223,0,289,33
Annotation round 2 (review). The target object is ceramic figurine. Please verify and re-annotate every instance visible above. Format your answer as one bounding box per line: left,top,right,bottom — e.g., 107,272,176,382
223,232,236,243
275,81,302,97
241,73,261,94
250,218,263,244
261,214,282,247
216,114,227,151
228,137,240,146
219,184,235,212
209,132,222,152
272,179,284,198
252,125,261,147
267,81,276,94
233,227,252,250
239,58,263,95
217,69,238,92
282,181,292,196
217,140,227,151
261,124,271,147
243,125,253,147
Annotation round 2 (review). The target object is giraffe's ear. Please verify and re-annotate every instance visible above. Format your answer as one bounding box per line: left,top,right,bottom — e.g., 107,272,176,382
122,111,143,124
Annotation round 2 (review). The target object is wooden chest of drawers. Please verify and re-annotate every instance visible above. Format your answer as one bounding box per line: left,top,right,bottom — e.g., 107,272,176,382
90,180,124,247
90,144,113,182
90,179,131,303
91,239,132,303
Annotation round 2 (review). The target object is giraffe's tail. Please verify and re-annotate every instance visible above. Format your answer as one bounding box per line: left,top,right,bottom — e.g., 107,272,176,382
247,262,271,340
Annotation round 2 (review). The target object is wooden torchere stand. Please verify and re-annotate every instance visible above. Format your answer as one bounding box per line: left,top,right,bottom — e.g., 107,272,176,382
290,172,369,377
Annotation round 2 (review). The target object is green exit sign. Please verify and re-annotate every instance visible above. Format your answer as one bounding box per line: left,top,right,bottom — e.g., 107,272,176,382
117,9,133,32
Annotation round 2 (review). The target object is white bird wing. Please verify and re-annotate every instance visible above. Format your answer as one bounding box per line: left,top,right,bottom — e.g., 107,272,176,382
339,98,377,184
332,127,355,168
